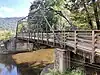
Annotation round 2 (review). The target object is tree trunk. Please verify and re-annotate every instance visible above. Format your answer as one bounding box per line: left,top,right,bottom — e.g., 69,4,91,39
97,0,100,9
97,0,100,21
82,0,93,29
92,0,100,30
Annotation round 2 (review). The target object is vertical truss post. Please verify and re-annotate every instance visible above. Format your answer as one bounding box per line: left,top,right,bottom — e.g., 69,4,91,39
22,24,24,39
15,21,19,51
40,24,42,41
37,24,39,42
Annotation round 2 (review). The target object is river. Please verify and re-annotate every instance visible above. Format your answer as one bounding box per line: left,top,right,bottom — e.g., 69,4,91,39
0,54,21,75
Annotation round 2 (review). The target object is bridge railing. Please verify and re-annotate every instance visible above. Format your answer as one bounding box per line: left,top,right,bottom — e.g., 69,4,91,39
17,30,100,63
17,30,100,51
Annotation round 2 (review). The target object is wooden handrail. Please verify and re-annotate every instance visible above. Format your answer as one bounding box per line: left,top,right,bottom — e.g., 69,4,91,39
17,30,100,63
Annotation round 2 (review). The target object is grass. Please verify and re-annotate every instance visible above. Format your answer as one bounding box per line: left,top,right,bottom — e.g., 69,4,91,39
12,48,54,75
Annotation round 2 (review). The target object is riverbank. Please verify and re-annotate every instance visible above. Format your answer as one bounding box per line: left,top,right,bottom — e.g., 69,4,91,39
12,48,54,75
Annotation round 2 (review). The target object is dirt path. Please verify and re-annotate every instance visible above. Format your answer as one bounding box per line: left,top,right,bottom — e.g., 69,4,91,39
12,48,54,75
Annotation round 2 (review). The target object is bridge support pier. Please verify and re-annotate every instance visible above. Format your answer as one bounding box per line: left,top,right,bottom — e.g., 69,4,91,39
54,48,70,73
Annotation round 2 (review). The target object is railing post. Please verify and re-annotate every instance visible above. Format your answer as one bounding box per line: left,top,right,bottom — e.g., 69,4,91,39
42,32,43,43
91,30,95,63
63,31,66,49
22,32,23,39
47,32,49,45
34,32,35,40
27,31,30,50
30,32,32,39
40,32,42,41
38,32,39,42
74,31,77,54
53,32,55,46
29,31,30,40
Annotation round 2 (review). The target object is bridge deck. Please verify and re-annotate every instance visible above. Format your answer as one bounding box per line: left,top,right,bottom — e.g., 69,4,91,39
17,30,100,63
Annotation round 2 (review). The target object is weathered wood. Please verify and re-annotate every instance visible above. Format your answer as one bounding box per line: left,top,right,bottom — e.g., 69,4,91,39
77,38,92,43
53,34,55,46
63,31,66,48
42,32,43,43
37,32,39,42
46,32,49,45
17,30,100,64
34,32,35,40
77,33,92,35
74,31,77,53
91,31,95,63
66,37,74,40
77,35,92,38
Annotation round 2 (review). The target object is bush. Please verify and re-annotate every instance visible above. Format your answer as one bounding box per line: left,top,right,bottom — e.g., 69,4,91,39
45,67,85,75
0,30,13,40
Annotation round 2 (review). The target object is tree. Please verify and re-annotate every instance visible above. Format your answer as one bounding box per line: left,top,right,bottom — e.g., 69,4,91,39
28,0,58,32
82,0,93,29
28,0,100,30
65,0,100,30
92,0,100,29
0,31,12,40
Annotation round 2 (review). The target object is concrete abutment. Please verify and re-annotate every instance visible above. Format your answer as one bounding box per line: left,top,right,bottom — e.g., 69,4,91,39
54,48,70,72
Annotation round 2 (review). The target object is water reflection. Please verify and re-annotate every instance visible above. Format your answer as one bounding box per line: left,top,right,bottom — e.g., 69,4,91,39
0,55,20,75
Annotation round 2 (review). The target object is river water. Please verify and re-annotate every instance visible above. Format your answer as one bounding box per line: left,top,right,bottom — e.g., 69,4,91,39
0,54,21,75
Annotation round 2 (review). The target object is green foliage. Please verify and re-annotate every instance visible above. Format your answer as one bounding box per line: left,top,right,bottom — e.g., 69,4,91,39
70,12,91,30
28,0,59,32
18,24,23,33
28,0,71,31
45,68,84,75
28,0,99,30
0,30,12,40
49,0,66,11
65,0,100,29
5,32,12,40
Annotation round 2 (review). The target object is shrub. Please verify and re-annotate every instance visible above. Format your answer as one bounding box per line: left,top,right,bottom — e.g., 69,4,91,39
45,67,85,75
